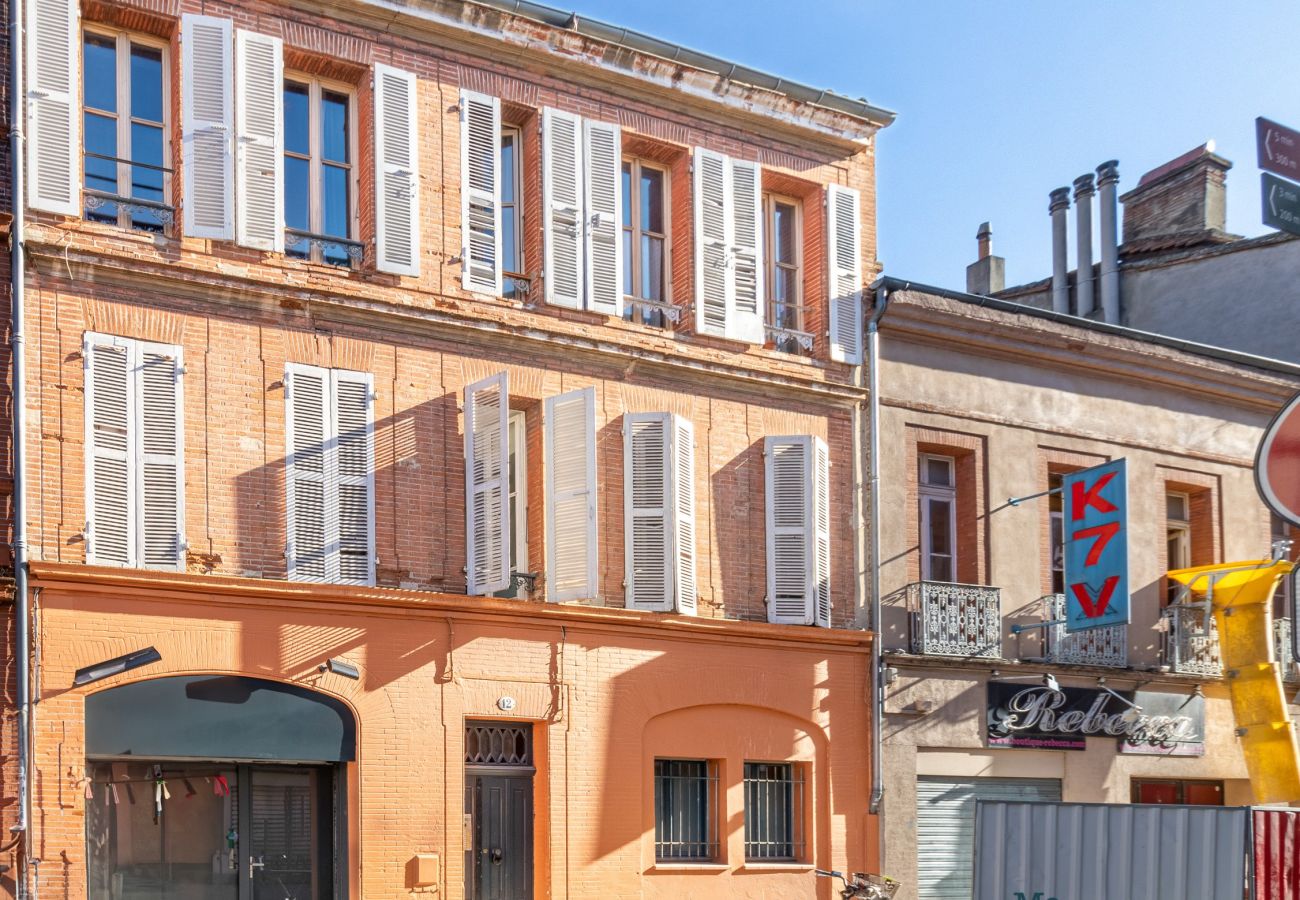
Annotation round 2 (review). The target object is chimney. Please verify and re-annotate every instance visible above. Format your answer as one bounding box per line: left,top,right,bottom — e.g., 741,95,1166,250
1073,174,1096,318
1049,188,1070,314
1096,161,1120,324
1120,142,1232,245
966,221,1005,294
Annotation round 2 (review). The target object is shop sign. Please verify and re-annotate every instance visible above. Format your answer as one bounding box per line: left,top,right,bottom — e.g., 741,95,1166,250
1063,459,1130,632
987,683,1203,754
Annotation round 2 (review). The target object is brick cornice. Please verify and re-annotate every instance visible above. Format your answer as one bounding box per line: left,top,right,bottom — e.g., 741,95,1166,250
29,562,874,653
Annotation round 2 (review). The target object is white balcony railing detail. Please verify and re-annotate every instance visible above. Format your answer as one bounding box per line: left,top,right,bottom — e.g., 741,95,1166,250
1275,617,1299,684
1162,605,1222,676
1042,594,1128,667
907,581,1002,658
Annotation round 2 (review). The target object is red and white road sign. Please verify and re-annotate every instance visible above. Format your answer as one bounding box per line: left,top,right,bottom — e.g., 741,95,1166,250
1256,392,1300,528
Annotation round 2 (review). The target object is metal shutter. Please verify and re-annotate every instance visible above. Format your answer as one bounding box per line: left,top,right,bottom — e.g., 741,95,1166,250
916,775,1062,900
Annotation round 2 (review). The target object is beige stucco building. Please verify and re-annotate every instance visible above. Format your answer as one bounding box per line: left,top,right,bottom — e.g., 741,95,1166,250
870,281,1300,899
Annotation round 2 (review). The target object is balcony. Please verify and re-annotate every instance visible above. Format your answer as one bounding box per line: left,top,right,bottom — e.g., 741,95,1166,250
1042,593,1128,668
907,581,1002,658
1275,617,1300,684
1161,605,1222,676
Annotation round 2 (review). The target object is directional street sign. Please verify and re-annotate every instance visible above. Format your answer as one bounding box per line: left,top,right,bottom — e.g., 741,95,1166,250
1258,116,1300,181
1262,172,1300,237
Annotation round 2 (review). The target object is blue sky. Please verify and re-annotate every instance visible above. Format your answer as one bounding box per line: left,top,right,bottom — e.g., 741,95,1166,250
563,0,1300,288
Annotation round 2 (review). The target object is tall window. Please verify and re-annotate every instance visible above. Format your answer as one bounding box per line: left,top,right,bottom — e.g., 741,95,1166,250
920,455,957,582
764,194,803,353
82,29,170,231
1049,472,1065,594
654,759,717,862
622,158,668,327
1166,491,1191,602
743,762,804,861
284,77,356,266
501,127,525,299
493,410,531,599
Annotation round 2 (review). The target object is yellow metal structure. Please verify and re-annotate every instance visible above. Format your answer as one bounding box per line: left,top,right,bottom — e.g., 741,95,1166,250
1168,559,1300,804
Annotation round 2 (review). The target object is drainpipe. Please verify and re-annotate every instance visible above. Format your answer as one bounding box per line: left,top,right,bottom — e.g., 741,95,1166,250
1096,160,1120,324
1049,188,1070,314
866,278,894,831
9,0,31,891
1073,174,1095,318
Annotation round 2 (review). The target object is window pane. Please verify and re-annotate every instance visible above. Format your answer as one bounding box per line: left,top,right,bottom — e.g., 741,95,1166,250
283,82,310,157
83,34,117,113
640,166,664,233
500,133,516,204
774,268,799,326
284,155,310,232
774,202,797,264
924,457,953,487
321,90,349,164
929,554,954,583
622,230,633,296
502,207,518,274
129,43,163,123
744,763,796,860
621,162,632,228
129,123,164,195
640,234,663,301
927,498,953,556
655,760,712,861
84,113,118,190
322,163,350,238
1166,493,1188,522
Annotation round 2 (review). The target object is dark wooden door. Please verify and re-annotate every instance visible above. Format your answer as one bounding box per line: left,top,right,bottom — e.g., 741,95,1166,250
467,772,533,900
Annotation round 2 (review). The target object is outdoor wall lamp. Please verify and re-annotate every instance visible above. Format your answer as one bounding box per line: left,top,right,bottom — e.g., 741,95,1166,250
320,658,360,680
73,647,162,687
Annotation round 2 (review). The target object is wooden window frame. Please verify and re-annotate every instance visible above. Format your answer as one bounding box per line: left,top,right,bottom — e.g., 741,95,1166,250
81,25,173,231
283,71,360,265
501,124,526,297
919,453,958,583
763,192,805,351
622,156,672,326
506,409,529,576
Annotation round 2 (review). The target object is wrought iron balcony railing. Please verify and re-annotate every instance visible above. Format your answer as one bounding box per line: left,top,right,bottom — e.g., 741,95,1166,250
907,581,1002,658
285,228,365,268
1275,617,1300,684
1161,604,1222,676
1042,593,1128,667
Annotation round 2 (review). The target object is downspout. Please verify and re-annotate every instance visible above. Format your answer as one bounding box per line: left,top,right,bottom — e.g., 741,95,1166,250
9,0,31,893
867,278,895,826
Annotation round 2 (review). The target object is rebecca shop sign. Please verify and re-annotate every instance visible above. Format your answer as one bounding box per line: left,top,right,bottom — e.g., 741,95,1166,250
988,682,1204,755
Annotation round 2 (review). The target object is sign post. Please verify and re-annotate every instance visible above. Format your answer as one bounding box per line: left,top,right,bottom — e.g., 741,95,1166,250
1063,459,1130,632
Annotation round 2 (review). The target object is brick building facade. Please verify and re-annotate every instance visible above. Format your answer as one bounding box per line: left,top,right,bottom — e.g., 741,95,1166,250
1,0,893,896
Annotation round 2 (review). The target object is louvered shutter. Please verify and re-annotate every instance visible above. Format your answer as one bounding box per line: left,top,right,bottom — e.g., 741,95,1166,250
812,436,831,627
460,90,501,294
544,386,597,602
333,370,374,586
624,413,670,612
765,435,816,625
138,345,185,571
181,14,234,240
670,415,697,615
85,338,132,566
728,158,764,343
827,185,863,363
26,0,79,215
285,364,330,582
693,148,729,336
234,30,283,251
375,64,420,276
583,119,622,316
465,372,510,594
542,108,584,309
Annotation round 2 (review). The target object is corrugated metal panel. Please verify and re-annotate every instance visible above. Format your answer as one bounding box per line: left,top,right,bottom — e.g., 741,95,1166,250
916,777,1062,900
974,801,1249,900
1255,808,1300,900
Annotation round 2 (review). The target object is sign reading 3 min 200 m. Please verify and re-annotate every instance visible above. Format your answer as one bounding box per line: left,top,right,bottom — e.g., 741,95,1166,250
1062,459,1130,632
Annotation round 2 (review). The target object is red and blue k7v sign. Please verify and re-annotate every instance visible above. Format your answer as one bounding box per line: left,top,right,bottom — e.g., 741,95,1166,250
1063,459,1130,633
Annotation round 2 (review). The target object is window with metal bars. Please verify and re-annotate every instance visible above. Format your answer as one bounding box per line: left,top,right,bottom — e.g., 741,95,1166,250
743,762,804,861
653,759,718,862
464,722,533,767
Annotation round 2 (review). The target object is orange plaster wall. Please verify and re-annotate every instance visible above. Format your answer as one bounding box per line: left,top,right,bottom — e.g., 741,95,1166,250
26,571,876,900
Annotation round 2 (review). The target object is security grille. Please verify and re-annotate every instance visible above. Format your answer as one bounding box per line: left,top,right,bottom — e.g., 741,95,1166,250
744,762,805,861
464,721,532,767
654,759,718,861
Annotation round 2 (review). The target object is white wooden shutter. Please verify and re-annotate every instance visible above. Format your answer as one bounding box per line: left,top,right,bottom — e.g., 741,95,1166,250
138,345,185,571
670,415,697,615
583,118,622,316
827,185,864,363
26,0,79,215
460,89,501,295
693,147,729,336
624,413,670,612
85,337,132,566
765,435,819,625
285,364,330,582
464,372,510,594
181,14,234,240
727,158,764,343
333,369,375,586
544,386,597,602
375,64,420,276
542,108,584,309
812,436,831,627
234,29,283,252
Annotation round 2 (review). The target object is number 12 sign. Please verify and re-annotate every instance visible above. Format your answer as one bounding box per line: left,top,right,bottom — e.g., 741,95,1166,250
1063,459,1130,632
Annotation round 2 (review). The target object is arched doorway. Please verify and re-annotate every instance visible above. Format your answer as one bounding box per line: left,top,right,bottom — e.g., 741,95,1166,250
83,676,355,900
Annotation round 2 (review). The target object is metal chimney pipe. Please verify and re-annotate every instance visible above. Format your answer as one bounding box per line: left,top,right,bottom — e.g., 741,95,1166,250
1096,160,1120,324
1049,188,1071,314
1073,174,1096,318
